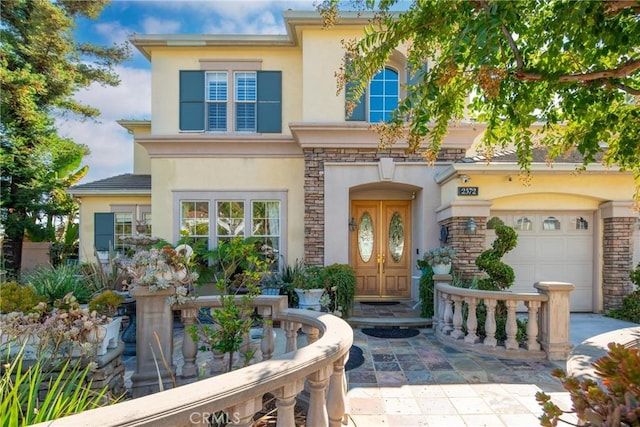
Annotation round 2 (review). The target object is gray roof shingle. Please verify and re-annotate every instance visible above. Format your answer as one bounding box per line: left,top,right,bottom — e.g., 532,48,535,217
68,174,151,195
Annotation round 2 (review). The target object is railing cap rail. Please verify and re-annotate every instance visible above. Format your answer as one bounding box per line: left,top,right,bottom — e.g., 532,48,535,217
435,282,548,302
32,308,352,427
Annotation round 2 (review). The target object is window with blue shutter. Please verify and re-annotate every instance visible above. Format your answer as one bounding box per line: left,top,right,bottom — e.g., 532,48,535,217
179,69,281,133
94,212,115,252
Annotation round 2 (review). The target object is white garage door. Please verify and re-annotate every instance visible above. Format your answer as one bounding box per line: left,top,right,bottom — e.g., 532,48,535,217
486,212,594,312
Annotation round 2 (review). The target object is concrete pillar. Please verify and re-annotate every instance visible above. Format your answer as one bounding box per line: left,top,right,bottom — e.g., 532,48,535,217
535,281,575,360
130,286,176,398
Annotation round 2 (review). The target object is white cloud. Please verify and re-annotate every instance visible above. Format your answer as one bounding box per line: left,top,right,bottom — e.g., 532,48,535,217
141,16,182,34
94,21,131,45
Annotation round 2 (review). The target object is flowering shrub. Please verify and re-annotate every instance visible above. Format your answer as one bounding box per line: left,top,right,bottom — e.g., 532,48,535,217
0,293,111,360
119,244,198,305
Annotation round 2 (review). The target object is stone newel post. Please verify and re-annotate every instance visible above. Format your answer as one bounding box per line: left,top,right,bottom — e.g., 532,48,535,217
130,286,176,398
534,281,575,360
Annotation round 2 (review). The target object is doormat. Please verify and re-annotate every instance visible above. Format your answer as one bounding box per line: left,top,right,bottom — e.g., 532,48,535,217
345,345,365,371
360,301,400,306
362,327,420,339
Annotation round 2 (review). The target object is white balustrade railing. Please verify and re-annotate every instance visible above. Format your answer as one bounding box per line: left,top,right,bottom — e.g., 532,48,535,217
32,295,353,427
434,277,574,361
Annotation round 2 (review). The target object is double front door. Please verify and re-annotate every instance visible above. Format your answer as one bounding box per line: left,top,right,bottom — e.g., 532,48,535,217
350,200,411,299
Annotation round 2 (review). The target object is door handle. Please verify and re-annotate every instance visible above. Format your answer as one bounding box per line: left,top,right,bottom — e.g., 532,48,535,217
381,254,385,273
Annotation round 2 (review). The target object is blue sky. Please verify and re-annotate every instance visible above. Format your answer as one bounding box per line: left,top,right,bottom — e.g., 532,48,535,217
63,1,318,184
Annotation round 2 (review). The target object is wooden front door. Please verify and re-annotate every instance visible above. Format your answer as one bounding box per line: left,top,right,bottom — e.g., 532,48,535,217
351,200,412,299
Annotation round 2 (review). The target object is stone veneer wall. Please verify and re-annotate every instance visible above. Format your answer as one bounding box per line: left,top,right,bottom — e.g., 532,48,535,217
303,147,466,265
439,216,487,279
602,216,636,311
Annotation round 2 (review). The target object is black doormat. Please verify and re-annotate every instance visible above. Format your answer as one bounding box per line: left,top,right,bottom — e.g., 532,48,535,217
362,327,420,339
360,301,400,306
345,345,365,371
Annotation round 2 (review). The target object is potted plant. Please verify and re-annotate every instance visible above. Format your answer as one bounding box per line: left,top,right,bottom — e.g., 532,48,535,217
422,246,457,275
1,293,113,360
87,290,126,356
292,265,328,310
118,244,198,305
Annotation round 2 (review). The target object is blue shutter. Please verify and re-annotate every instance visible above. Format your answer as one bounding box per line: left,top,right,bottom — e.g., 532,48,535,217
345,80,366,121
256,71,281,133
179,70,205,131
94,213,115,251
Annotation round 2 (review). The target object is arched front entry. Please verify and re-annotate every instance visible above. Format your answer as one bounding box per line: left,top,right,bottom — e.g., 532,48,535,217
350,200,412,299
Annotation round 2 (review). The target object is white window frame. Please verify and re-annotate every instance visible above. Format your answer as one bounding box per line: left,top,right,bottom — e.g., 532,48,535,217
173,191,287,266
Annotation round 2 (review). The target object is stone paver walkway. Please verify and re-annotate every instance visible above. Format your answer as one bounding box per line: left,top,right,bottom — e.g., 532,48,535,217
345,327,576,427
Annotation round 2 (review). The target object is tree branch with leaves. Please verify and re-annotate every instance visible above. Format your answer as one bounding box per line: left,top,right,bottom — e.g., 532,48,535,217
319,0,640,199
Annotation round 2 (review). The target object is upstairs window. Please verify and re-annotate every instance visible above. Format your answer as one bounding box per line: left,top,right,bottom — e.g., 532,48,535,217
180,70,281,133
369,67,399,123
346,55,428,123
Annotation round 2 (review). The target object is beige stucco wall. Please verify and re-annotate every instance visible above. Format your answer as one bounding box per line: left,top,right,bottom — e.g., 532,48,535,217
440,171,635,210
150,48,302,135
77,195,152,263
301,27,359,121
149,157,305,265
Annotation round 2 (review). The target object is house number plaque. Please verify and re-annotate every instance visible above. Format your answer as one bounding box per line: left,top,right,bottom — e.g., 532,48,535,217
458,186,479,196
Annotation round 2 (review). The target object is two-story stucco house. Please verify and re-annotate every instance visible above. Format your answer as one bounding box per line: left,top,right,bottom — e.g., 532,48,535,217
69,11,639,313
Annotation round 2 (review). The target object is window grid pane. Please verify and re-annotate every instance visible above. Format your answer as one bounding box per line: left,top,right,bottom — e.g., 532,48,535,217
369,67,399,123
115,212,133,251
217,201,245,242
208,103,227,131
180,201,210,247
235,72,256,101
206,72,228,101
236,104,256,132
252,201,280,270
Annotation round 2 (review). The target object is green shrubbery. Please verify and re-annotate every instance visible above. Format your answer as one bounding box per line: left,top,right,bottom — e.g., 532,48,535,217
0,282,46,314
0,345,120,426
24,264,95,304
324,263,356,318
606,262,640,324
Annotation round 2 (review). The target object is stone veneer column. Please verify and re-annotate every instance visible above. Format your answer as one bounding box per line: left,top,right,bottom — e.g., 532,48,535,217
302,147,466,265
601,212,636,311
440,216,487,279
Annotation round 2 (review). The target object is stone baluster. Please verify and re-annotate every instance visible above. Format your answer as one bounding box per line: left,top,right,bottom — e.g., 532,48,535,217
327,354,348,427
307,366,332,427
284,321,301,353
442,294,453,335
505,300,518,350
230,397,262,427
450,295,465,339
257,305,274,360
274,380,304,427
483,299,497,347
436,289,445,330
302,325,320,346
524,300,541,351
464,297,480,344
180,307,198,378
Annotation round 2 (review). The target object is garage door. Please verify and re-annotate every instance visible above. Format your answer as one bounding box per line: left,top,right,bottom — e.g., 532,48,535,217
486,212,594,312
